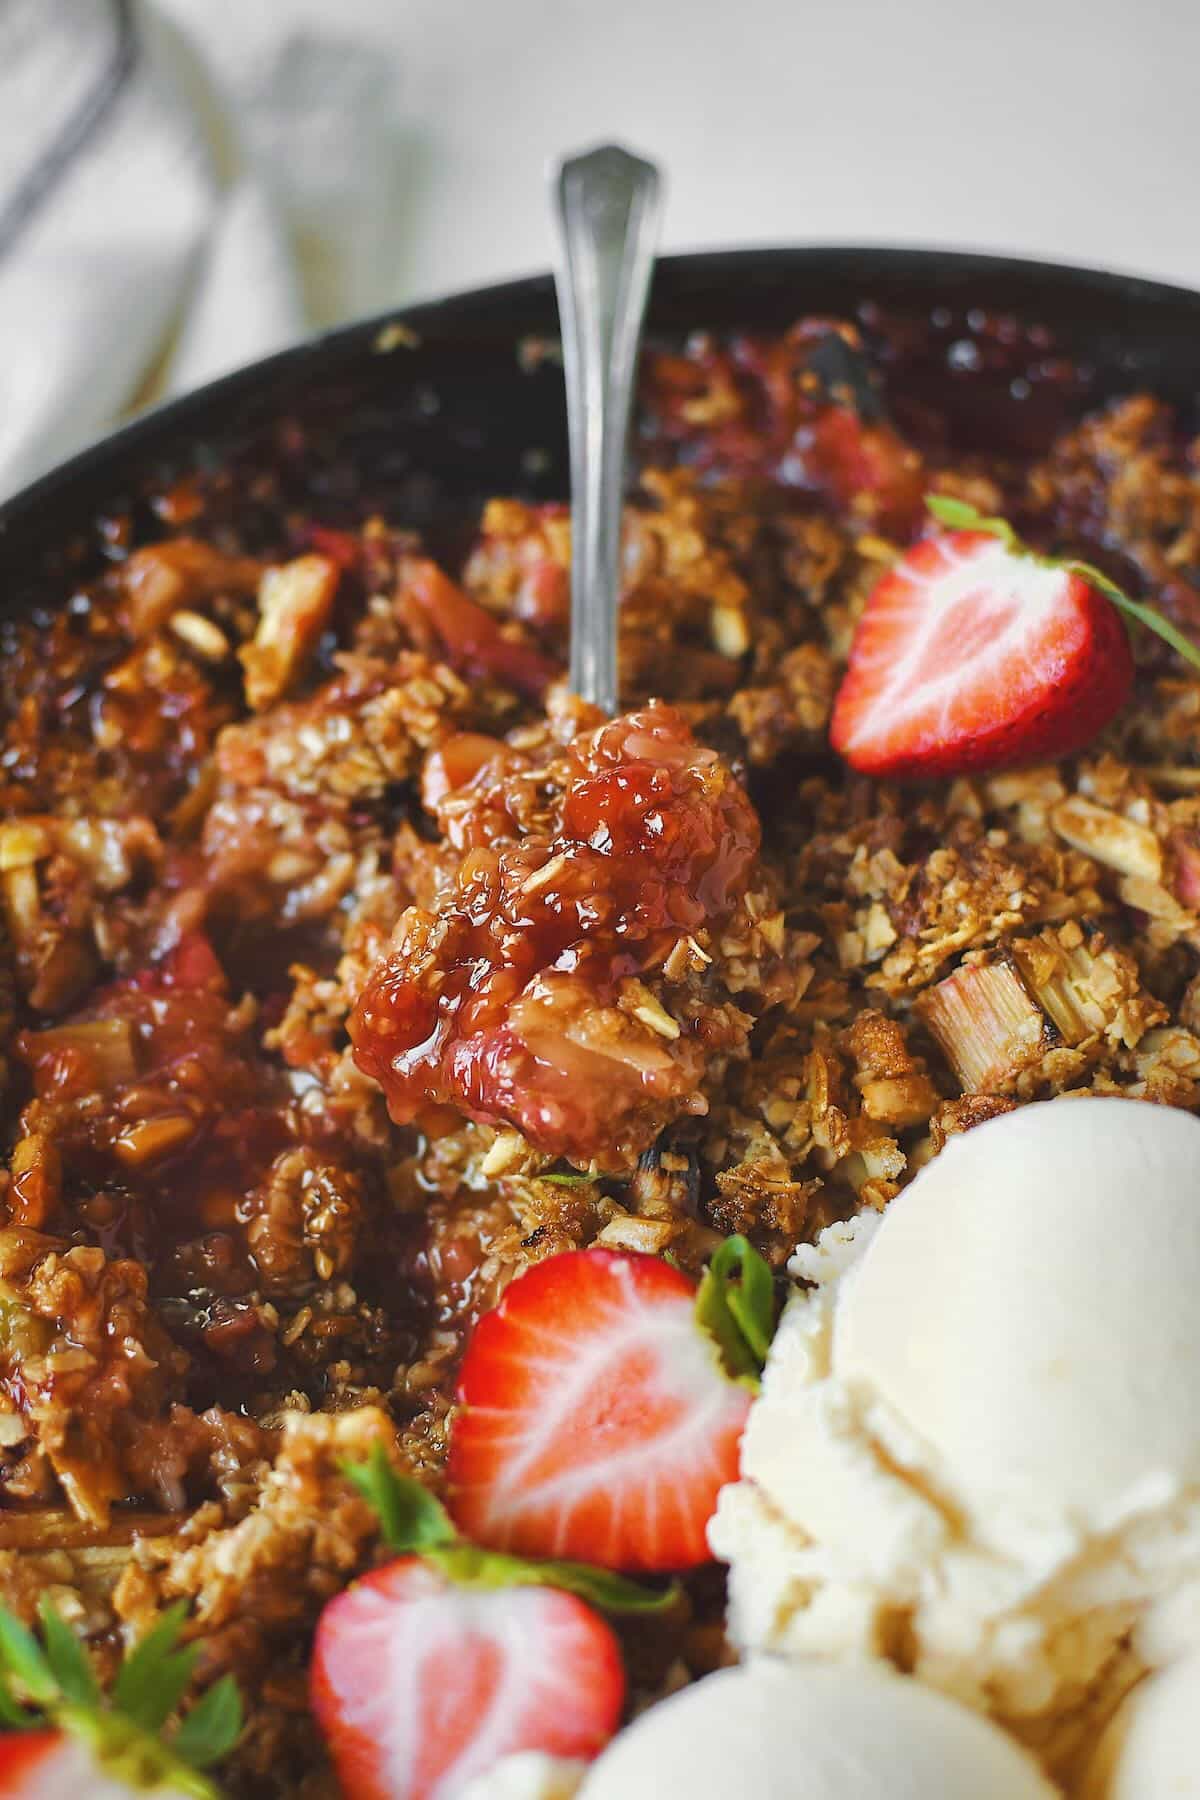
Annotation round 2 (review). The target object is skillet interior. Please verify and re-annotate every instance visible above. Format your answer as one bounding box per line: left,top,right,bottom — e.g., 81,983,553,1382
3,245,1200,608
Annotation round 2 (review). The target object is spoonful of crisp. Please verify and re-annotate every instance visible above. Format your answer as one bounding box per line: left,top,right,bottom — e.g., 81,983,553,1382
551,143,662,715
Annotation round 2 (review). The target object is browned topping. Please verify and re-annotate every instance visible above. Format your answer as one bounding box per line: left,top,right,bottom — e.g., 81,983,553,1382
4,306,1200,1791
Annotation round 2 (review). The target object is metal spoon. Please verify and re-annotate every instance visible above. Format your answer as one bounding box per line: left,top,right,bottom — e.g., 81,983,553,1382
551,143,662,715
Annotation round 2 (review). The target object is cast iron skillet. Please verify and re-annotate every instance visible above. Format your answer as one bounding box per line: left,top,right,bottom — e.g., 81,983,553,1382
2,246,1200,606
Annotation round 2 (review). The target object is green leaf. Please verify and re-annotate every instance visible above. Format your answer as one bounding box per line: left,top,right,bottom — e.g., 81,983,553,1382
513,1557,680,1615
0,1680,33,1729
112,1603,198,1732
537,1172,599,1186
695,1235,778,1391
172,1676,243,1770
342,1445,458,1554
924,493,1017,548
1064,559,1200,675
37,1600,99,1709
0,1606,58,1707
429,1545,678,1614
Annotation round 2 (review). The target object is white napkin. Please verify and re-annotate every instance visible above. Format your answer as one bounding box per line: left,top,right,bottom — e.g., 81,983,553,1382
0,0,401,500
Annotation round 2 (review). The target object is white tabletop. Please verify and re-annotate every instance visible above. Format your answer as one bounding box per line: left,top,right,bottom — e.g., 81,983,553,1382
162,0,1200,304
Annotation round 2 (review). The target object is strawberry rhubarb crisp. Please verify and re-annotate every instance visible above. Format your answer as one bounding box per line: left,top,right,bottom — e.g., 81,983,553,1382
2,308,1200,1797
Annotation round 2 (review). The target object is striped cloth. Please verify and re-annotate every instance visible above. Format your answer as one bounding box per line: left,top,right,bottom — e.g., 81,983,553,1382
0,0,399,498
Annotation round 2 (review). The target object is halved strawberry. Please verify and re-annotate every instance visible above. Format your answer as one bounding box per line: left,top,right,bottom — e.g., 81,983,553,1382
830,525,1135,779
447,1248,753,1572
0,1732,194,1799
310,1557,623,1800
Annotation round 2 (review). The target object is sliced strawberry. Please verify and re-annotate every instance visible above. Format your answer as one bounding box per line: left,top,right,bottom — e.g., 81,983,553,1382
830,528,1135,778
0,1733,63,1798
310,1557,623,1800
0,1731,191,1799
447,1249,752,1572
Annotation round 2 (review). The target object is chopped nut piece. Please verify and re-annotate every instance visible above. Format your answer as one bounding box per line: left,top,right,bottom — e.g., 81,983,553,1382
1051,796,1162,882
593,1214,678,1253
1120,874,1194,926
928,1094,1019,1154
0,865,40,938
169,609,231,662
844,1009,939,1125
0,823,51,872
858,1076,937,1128
9,1133,61,1227
479,1131,530,1179
1144,766,1200,791
711,604,750,659
111,1114,197,1168
240,554,340,711
622,981,683,1041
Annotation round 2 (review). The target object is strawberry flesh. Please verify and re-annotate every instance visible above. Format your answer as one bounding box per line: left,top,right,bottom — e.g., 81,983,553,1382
0,1732,191,1799
310,1557,623,1800
830,530,1135,778
448,1249,751,1572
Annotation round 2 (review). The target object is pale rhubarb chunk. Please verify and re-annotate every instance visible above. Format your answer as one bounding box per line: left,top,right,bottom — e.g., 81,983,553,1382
919,924,1164,1095
1010,926,1159,1049
918,955,1050,1093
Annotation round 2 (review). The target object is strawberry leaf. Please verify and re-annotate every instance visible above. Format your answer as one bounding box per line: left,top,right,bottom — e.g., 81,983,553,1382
342,1444,458,1553
925,493,1018,548
112,1602,198,1732
696,1234,777,1391
429,1548,676,1620
496,1555,678,1614
0,1599,238,1795
1063,559,1200,675
429,1545,679,1614
0,1608,58,1708
172,1675,243,1770
37,1600,99,1709
344,1448,678,1612
0,1684,31,1729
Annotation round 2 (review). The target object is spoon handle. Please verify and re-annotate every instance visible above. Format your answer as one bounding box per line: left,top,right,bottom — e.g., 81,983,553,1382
551,143,662,715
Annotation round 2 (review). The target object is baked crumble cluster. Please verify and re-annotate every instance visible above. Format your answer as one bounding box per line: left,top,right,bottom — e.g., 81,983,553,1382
2,311,1200,1793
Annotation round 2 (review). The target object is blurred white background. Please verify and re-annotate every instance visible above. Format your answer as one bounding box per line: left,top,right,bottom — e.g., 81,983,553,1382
160,0,1198,299
2,0,1196,497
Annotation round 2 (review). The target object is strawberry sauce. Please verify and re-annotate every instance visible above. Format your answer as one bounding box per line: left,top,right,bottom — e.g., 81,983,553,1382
349,703,760,1165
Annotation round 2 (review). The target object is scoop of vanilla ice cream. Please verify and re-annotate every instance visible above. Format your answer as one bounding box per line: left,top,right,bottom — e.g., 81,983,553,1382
711,1099,1200,1765
458,1752,586,1800
1081,1653,1200,1797
577,1659,1056,1798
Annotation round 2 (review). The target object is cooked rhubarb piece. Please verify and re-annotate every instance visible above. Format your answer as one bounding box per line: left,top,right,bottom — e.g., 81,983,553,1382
919,926,1164,1094
401,558,557,699
917,955,1052,1093
349,703,761,1167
